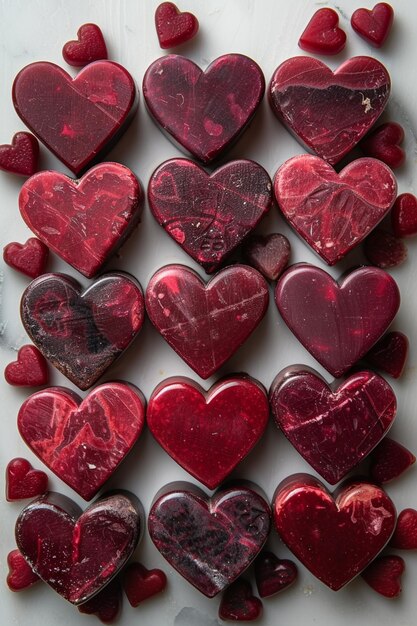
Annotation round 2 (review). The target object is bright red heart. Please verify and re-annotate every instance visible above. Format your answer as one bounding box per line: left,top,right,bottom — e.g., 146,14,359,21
123,562,167,606
364,331,409,379
63,24,108,67
4,345,49,387
389,508,417,549
392,193,417,238
254,551,298,598
299,8,346,55
243,233,290,281
359,122,405,169
351,3,394,48
273,474,397,590
7,549,40,592
6,457,48,501
155,2,199,48
3,237,48,279
364,229,407,269
361,555,405,598
78,576,122,622
219,579,262,621
370,437,416,484
0,132,39,176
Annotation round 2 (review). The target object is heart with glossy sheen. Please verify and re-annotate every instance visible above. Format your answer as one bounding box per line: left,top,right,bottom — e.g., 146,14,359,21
274,155,397,265
143,54,265,163
6,458,48,501
62,24,108,67
273,474,396,590
0,132,39,176
299,8,346,55
7,549,40,592
145,264,269,379
13,61,137,175
15,491,143,604
275,264,400,378
254,551,298,598
361,555,405,598
4,345,49,387
147,375,269,489
270,366,397,484
351,3,394,47
269,56,390,165
155,2,199,49
148,158,272,273
123,562,167,606
148,481,270,597
389,508,417,549
3,237,48,279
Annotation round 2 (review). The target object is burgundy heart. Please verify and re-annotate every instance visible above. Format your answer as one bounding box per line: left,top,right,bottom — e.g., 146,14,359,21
62,23,108,67
219,579,262,621
13,61,137,174
7,549,40,592
254,551,298,598
148,158,272,273
0,132,39,176
364,229,407,269
275,264,400,378
6,457,48,501
269,56,390,165
145,264,269,379
351,3,394,47
361,555,405,598
18,382,145,500
243,233,290,282
3,237,48,280
155,2,199,48
143,54,265,163
4,344,49,387
148,481,270,597
364,331,409,379
78,576,122,622
273,155,397,265
392,193,417,238
360,122,405,169
390,508,417,549
299,8,346,55
270,366,397,484
370,437,416,484
123,562,167,606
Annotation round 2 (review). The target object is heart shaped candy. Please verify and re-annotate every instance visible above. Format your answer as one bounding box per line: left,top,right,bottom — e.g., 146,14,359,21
62,24,108,67
361,555,405,598
7,549,40,592
4,345,49,387
78,577,122,622
389,508,417,549
359,122,405,169
392,193,417,238
254,551,297,598
123,563,167,606
364,331,409,378
219,579,262,621
370,437,416,484
0,132,39,176
6,457,48,501
351,3,394,48
299,8,346,55
243,233,290,282
155,2,199,48
3,237,48,279
364,229,407,269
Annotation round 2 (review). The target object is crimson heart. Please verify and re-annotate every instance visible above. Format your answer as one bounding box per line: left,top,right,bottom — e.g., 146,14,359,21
62,23,108,67
13,61,137,174
15,491,143,604
389,508,417,549
270,366,396,484
148,158,272,273
218,579,262,621
6,457,48,501
243,233,290,282
351,3,394,47
370,437,416,484
0,132,39,176
3,237,48,279
155,2,199,48
361,555,405,598
4,344,49,387
18,382,145,500
269,56,390,165
143,54,265,163
273,474,396,590
147,375,269,489
392,193,417,238
145,264,269,379
299,8,346,55
274,155,397,265
360,122,405,169
123,562,167,606
254,551,298,598
7,549,40,592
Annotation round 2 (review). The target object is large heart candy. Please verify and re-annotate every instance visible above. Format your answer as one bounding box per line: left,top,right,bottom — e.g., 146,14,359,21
148,158,272,273
21,272,144,389
19,163,143,278
18,382,146,500
269,56,390,165
148,481,270,597
270,366,396,484
147,375,269,489
13,61,137,174
15,491,143,604
273,474,396,590
143,54,265,163
275,264,400,377
145,264,269,379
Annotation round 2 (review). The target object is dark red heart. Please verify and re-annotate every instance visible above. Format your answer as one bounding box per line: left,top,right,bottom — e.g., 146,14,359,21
143,54,265,163
13,61,137,175
147,375,269,489
364,331,409,379
155,2,199,48
390,508,417,549
148,158,272,273
359,122,405,169
275,263,400,378
78,576,122,623
243,233,290,281
273,474,397,590
392,193,417,238
299,8,346,55
254,551,297,598
219,579,262,621
123,562,167,606
274,155,397,265
145,264,269,379
0,132,39,176
18,382,145,500
370,437,416,484
3,237,48,279
4,344,49,387
364,229,407,269
6,457,48,501
361,555,405,598
62,23,108,67
148,481,270,597
7,549,40,592
20,272,145,390
351,3,394,47
269,56,390,165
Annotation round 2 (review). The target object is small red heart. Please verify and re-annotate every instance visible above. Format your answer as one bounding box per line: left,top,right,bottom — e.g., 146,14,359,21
123,562,167,606
391,193,417,238
6,457,48,501
219,579,262,621
360,122,405,169
361,555,405,598
364,331,409,379
243,233,290,282
390,508,417,549
3,237,48,279
364,229,407,269
63,24,108,67
369,437,416,484
0,132,39,176
299,8,346,55
4,345,49,387
254,551,297,598
7,549,40,592
351,3,394,48
78,576,122,623
155,2,199,49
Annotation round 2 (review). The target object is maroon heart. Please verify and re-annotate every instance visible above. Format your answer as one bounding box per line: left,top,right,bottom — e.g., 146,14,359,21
6,457,48,501
273,474,396,590
4,344,49,387
351,3,394,48
389,508,417,549
123,562,167,606
391,193,417,238
20,272,144,389
269,56,390,165
13,61,137,175
78,576,122,622
219,579,262,621
364,229,407,269
361,555,405,598
299,8,346,55
359,122,405,169
143,54,265,163
364,331,409,379
254,551,298,598
7,549,40,592
145,264,269,379
369,437,416,484
148,158,272,273
270,366,396,484
0,132,39,176
62,23,108,67
155,2,199,49
3,237,48,279
275,264,400,378
243,233,290,282
15,491,143,604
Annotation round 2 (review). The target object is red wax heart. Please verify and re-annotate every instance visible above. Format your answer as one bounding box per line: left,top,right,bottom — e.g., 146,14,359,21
274,155,397,265
351,3,394,48
3,237,48,279
0,132,39,176
273,474,396,590
219,579,262,622
6,457,48,501
391,193,417,238
390,508,417,549
361,555,405,598
15,491,143,604
147,375,269,489
148,158,272,273
254,551,297,598
370,437,416,484
143,54,265,163
275,264,400,378
18,383,145,500
123,562,167,606
21,272,144,390
243,233,290,281
4,344,49,387
63,24,108,67
155,2,199,48
269,56,390,165
13,61,137,175
364,331,409,379
364,229,407,269
359,122,405,169
145,264,269,379
299,8,346,55
148,482,270,597
7,549,40,592
78,576,122,623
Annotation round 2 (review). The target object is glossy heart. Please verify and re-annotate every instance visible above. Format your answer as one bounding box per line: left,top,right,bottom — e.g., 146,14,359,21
6,457,48,501
18,382,145,500
123,563,167,606
147,375,269,489
3,237,48,279
364,331,409,378
360,122,405,169
364,229,407,269
392,193,417,238
243,233,290,281
254,551,297,598
273,474,396,590
78,577,122,622
0,132,39,176
148,481,270,597
13,61,137,175
219,579,262,621
275,264,400,377
63,23,108,67
269,56,390,165
390,508,417,549
4,345,49,387
148,158,272,273
7,549,40,592
274,155,397,265
361,555,405,598
155,2,199,48
146,264,269,379
370,437,416,484
143,54,265,163
21,272,144,390
299,8,346,55
351,3,394,47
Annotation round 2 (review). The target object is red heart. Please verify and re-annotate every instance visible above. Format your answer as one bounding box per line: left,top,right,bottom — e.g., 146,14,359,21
78,576,122,622
299,8,346,55
155,2,199,48
351,3,394,48
370,437,416,484
392,193,417,238
13,61,137,175
254,551,297,598
390,508,417,549
361,555,405,598
364,229,407,269
6,457,48,501
62,23,108,67
18,382,145,500
4,344,49,387
7,549,40,592
3,237,48,279
0,132,39,176
360,122,405,169
243,233,291,282
273,474,397,590
219,579,262,621
364,331,409,379
123,562,167,606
